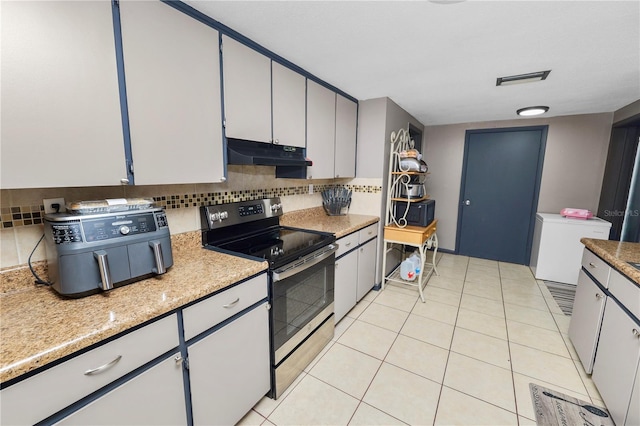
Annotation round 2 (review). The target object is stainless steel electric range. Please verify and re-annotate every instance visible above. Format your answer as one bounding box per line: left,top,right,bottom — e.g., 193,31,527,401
201,197,337,399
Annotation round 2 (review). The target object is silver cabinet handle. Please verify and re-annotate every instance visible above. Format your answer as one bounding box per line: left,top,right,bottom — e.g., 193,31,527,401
149,240,166,274
345,242,352,247
93,250,113,291
633,329,640,338
595,293,604,299
589,262,597,268
84,355,122,375
174,355,183,366
273,244,338,282
223,297,240,308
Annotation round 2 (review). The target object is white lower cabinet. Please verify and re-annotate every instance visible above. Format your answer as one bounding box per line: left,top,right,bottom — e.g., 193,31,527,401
334,231,378,323
627,360,640,426
188,302,270,425
0,314,179,426
335,250,358,322
592,298,640,426
57,353,186,425
356,238,377,301
568,269,607,373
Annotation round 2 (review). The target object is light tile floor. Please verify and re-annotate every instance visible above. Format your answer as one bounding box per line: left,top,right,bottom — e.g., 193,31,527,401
239,253,605,426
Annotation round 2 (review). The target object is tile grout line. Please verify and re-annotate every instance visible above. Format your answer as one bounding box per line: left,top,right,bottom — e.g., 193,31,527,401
431,254,469,425
498,261,524,425
345,286,420,425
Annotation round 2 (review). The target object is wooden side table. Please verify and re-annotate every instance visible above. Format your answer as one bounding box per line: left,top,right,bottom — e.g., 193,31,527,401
381,219,439,302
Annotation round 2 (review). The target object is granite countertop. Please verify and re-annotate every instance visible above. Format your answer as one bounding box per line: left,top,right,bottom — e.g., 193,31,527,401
0,232,268,384
281,206,379,238
0,208,379,384
581,238,640,286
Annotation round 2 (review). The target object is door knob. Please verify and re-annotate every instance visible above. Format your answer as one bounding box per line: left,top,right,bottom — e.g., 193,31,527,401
464,200,471,206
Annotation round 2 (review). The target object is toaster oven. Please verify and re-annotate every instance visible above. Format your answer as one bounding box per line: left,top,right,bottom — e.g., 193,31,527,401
394,199,435,227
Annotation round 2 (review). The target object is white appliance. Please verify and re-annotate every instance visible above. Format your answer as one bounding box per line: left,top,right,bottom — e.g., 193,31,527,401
530,213,611,285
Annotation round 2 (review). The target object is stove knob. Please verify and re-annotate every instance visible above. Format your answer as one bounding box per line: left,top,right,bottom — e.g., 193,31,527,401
271,203,282,212
119,225,130,235
209,212,220,223
219,211,229,220
279,248,284,255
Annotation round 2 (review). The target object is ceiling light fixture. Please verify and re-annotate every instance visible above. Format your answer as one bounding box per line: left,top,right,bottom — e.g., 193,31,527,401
517,106,549,117
497,70,551,86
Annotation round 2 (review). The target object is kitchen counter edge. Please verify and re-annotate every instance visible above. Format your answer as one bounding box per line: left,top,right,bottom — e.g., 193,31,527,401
581,238,640,286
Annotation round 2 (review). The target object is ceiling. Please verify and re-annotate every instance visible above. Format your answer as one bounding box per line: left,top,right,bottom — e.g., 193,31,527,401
183,0,640,126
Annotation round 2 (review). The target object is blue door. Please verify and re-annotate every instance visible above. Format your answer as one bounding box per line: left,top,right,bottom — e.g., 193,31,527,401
456,126,547,264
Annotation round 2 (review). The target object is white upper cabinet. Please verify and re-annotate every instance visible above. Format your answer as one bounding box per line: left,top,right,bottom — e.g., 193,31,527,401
307,82,358,179
120,1,224,185
335,95,358,178
272,62,306,148
1,1,126,188
306,80,336,179
221,35,271,143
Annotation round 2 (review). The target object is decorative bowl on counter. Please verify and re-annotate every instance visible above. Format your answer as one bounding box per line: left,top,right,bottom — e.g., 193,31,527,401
321,187,352,216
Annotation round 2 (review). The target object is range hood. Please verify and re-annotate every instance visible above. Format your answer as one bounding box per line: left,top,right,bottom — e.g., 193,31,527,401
227,139,311,167
227,139,311,178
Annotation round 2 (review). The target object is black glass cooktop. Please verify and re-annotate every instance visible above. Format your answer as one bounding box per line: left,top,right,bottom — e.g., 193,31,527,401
209,226,334,269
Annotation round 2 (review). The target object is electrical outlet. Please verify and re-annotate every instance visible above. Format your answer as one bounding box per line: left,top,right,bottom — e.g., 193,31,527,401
43,198,65,214
309,184,313,195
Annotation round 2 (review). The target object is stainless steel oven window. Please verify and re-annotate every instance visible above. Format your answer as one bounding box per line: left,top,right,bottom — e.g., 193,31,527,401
271,252,335,363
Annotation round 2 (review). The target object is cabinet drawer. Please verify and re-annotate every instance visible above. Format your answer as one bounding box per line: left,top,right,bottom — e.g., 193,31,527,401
182,274,268,341
1,314,178,426
609,269,640,320
581,249,610,287
336,232,359,258
359,223,378,244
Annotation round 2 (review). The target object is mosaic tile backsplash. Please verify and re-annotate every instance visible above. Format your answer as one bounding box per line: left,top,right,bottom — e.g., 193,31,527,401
2,184,381,229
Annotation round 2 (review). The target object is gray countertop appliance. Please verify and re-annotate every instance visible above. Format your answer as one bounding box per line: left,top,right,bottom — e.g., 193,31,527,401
44,207,172,297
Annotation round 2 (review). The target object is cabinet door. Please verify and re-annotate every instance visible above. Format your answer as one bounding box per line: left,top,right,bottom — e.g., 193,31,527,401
568,269,607,373
119,1,224,185
627,359,640,426
222,35,271,143
189,303,270,426
1,1,126,188
334,95,358,178
306,80,336,179
56,353,186,425
592,299,640,426
335,251,358,323
357,238,377,301
272,62,306,148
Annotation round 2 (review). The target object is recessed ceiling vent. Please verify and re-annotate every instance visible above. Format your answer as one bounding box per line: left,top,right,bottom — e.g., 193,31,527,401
496,70,551,86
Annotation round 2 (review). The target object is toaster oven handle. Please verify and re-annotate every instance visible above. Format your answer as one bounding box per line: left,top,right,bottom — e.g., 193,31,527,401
149,240,166,275
93,250,113,291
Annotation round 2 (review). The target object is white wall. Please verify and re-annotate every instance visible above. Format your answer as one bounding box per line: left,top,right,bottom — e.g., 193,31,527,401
424,112,613,251
356,97,425,283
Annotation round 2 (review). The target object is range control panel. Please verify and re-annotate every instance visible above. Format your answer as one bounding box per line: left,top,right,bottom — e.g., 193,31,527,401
47,210,168,245
238,203,264,217
201,197,283,230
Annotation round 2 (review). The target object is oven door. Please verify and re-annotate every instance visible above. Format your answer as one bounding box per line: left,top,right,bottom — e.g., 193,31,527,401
271,243,337,364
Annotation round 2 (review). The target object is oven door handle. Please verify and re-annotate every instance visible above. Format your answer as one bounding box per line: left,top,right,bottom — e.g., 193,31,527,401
272,244,338,282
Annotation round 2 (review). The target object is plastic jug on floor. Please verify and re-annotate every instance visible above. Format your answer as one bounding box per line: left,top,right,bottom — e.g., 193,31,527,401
408,253,422,275
400,259,417,281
